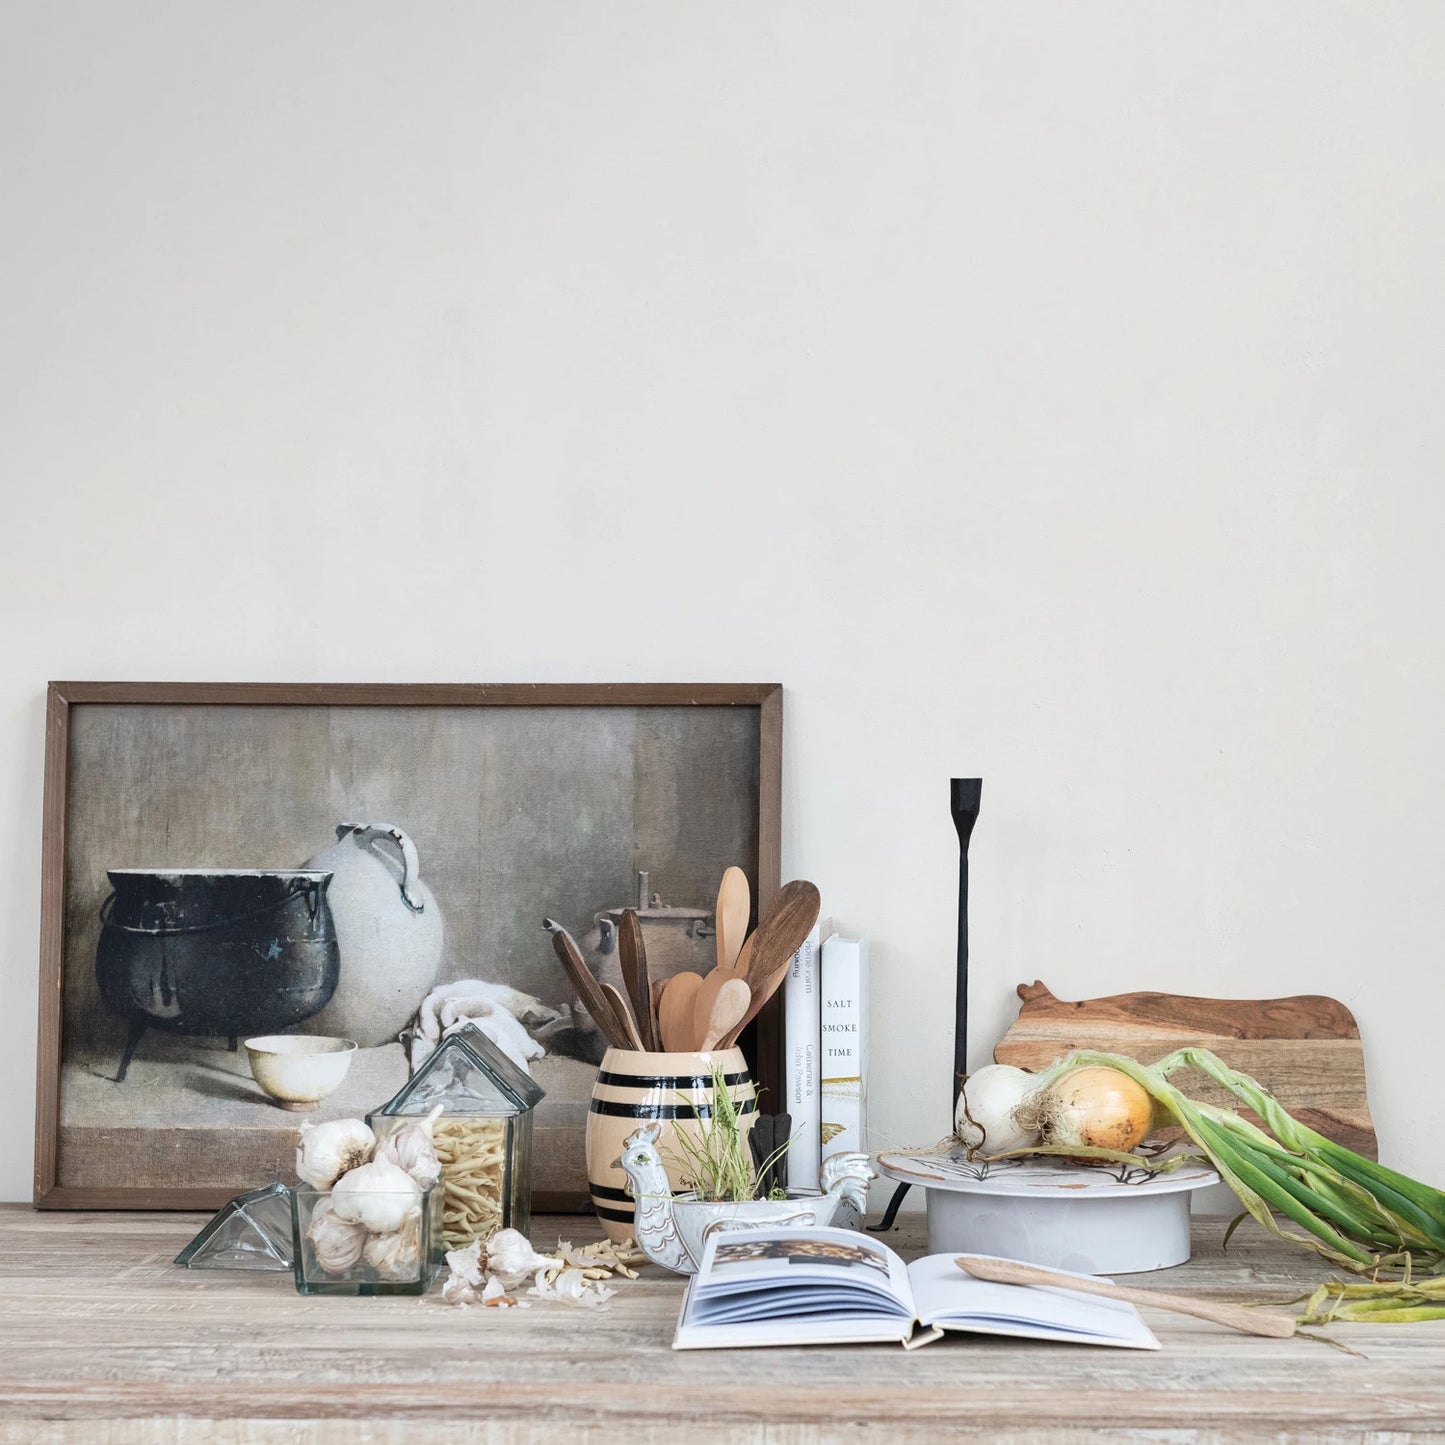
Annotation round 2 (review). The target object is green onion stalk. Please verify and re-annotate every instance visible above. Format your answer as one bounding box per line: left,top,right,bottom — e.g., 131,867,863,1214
1002,1047,1445,1280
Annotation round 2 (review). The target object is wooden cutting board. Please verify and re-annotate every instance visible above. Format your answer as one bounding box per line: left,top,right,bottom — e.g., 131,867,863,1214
993,980,1377,1159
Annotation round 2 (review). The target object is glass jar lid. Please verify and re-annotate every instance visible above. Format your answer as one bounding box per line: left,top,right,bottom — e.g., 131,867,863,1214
372,1023,546,1118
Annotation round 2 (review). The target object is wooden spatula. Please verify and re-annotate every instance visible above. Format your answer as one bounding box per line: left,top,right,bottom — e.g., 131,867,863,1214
543,918,627,1049
718,880,821,1047
700,976,751,1051
715,866,751,974
953,1256,1298,1339
658,970,703,1051
618,908,657,1050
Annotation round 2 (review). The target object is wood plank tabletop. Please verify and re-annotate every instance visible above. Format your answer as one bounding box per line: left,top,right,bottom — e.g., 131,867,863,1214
0,1204,1442,1443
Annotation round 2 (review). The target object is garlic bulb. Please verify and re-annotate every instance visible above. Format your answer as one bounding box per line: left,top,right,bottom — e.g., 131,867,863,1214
363,1224,422,1282
485,1227,561,1284
305,1198,368,1275
374,1105,444,1189
295,1118,375,1191
330,1157,422,1234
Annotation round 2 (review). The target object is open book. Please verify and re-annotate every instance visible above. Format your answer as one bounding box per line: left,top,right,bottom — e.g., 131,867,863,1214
673,1226,1160,1351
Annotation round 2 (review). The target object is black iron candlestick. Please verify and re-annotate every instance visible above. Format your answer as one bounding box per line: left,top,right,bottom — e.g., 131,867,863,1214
951,777,982,1105
870,775,981,1232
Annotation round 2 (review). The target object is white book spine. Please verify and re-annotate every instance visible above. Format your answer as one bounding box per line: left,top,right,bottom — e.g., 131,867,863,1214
820,934,868,1160
782,922,823,1191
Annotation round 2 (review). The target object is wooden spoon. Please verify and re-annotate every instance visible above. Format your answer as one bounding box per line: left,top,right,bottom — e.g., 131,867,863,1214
658,970,704,1052
618,908,657,1050
717,880,821,1046
715,866,751,974
600,982,644,1051
700,976,751,1051
650,978,668,1051
953,1256,1297,1339
543,918,627,1049
690,967,729,1053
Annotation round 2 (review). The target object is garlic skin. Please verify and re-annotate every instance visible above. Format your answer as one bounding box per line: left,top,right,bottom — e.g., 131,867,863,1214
363,1224,422,1282
485,1227,561,1285
374,1106,444,1189
330,1157,422,1234
305,1198,368,1275
529,1266,615,1309
445,1238,485,1287
295,1118,375,1191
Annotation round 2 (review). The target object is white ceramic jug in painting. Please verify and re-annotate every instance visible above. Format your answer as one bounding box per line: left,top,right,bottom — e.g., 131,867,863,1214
298,823,444,1048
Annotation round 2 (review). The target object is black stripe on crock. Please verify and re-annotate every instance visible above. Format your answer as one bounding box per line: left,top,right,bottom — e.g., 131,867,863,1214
588,1098,758,1120
595,1070,750,1090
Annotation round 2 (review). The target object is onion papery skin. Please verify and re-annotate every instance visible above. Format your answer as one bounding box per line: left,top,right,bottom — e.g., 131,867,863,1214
1035,1066,1154,1154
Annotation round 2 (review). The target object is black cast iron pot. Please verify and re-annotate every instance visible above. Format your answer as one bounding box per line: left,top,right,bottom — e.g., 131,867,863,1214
96,869,341,1082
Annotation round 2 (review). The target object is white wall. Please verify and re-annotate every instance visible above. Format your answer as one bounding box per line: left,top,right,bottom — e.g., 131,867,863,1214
2,3,1442,1205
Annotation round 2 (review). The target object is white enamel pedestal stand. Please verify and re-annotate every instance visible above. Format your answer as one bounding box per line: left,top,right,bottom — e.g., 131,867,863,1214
876,1152,1222,1275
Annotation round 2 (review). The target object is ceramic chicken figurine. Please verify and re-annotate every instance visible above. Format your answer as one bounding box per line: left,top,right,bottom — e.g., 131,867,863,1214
614,1123,873,1275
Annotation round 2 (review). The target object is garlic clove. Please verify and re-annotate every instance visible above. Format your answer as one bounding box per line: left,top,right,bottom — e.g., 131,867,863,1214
374,1105,445,1189
362,1223,422,1282
305,1197,368,1275
442,1273,479,1307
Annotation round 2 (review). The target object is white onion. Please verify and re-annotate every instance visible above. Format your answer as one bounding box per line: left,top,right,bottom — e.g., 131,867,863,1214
954,1064,1041,1155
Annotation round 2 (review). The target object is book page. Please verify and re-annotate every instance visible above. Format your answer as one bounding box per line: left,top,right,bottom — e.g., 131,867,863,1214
907,1255,1159,1350
686,1227,914,1322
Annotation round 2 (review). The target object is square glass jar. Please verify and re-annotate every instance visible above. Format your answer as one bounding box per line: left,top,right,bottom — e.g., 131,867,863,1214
291,1182,443,1296
368,1024,544,1251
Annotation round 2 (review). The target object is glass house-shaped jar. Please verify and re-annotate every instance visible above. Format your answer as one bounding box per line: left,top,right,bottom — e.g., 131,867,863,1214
368,1024,545,1251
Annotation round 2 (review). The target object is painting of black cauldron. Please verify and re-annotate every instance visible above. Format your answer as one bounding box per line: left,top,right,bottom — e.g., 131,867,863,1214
97,870,341,1082
37,684,780,1209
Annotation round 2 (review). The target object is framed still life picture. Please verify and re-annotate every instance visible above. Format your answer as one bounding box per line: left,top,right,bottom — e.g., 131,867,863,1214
34,682,782,1209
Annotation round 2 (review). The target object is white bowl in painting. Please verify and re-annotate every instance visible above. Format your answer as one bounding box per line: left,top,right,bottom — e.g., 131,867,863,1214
244,1035,357,1111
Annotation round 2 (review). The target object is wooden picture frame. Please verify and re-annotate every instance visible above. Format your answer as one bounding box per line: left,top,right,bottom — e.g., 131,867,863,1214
34,682,782,1210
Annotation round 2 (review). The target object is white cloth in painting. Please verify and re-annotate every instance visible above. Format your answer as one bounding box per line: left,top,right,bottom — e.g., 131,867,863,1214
410,979,563,1076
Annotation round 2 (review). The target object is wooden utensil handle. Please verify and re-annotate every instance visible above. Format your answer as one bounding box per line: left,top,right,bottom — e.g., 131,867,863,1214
618,908,657,1050
600,982,644,1050
953,1256,1296,1339
544,919,627,1049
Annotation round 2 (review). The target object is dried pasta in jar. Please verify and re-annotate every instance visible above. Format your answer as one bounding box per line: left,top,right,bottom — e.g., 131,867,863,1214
433,1116,509,1248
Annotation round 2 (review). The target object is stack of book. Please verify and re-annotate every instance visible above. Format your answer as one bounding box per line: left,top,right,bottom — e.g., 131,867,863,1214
783,918,869,1191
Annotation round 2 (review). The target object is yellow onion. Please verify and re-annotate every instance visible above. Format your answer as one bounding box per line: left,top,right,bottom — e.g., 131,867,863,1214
1032,1065,1154,1153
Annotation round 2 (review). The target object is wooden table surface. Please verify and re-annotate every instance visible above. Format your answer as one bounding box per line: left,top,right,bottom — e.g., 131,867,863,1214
2,1205,1443,1443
